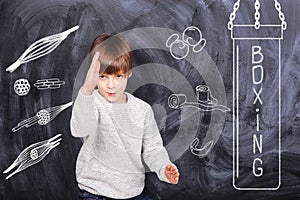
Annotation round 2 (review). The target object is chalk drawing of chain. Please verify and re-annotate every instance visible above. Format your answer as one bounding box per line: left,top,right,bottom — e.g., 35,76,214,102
12,102,72,132
14,78,65,96
254,0,261,29
274,0,287,30
227,0,240,30
228,0,286,31
168,85,230,157
5,25,79,73
3,134,62,179
166,26,206,60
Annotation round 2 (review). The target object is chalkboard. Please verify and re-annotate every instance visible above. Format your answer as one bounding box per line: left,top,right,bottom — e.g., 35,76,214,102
1,0,300,199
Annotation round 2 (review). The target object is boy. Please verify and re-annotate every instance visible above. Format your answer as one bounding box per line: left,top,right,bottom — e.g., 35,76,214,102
70,33,180,200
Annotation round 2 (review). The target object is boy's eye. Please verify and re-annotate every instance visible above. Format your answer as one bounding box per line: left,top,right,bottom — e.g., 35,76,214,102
99,75,106,79
116,75,124,78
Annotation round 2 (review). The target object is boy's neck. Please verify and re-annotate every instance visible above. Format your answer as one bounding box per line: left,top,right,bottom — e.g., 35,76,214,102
107,93,128,104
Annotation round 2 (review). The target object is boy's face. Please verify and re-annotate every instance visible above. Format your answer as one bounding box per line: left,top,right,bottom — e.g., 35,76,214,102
97,72,131,103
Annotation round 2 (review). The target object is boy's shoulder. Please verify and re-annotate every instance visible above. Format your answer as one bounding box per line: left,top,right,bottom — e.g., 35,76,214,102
127,93,152,111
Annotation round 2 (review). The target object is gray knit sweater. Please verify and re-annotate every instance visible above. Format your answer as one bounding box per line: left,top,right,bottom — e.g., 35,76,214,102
70,90,171,199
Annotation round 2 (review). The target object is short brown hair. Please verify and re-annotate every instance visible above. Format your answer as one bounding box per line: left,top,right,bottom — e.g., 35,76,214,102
89,33,133,75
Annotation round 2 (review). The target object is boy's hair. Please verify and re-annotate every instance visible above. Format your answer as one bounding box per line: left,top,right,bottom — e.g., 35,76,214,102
89,33,133,75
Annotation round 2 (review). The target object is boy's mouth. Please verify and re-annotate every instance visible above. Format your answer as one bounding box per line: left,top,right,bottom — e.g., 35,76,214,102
107,92,115,97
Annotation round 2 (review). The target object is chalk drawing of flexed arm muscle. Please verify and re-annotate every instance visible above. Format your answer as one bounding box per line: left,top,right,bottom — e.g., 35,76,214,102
3,134,62,179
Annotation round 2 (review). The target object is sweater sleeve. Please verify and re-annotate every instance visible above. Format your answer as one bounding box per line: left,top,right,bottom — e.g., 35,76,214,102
142,106,171,183
70,88,98,138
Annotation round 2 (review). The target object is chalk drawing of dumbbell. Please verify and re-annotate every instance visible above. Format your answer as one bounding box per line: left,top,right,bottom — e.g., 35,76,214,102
166,26,206,60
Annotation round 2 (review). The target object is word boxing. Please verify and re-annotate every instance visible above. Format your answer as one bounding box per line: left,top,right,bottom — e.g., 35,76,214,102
252,46,264,177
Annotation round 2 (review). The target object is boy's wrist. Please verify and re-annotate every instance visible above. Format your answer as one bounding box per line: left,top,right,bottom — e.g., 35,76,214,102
81,87,93,96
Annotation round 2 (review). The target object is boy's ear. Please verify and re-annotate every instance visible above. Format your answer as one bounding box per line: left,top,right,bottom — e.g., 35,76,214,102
128,70,133,78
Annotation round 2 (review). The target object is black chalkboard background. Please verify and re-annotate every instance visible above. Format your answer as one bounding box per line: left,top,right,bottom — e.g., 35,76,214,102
0,0,300,199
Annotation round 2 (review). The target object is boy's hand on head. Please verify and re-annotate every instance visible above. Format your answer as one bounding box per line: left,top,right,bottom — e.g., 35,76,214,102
165,163,180,184
82,52,101,96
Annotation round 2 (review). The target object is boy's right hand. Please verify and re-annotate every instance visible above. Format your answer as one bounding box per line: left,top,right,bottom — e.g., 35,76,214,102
81,52,101,96
165,163,180,184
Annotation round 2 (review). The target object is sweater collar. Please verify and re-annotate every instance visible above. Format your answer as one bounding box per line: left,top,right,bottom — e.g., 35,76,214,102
94,90,132,106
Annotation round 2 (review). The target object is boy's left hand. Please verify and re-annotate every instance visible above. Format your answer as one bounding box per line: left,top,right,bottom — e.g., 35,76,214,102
165,163,180,184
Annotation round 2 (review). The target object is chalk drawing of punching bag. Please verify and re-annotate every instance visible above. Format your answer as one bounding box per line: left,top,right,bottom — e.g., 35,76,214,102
228,0,287,190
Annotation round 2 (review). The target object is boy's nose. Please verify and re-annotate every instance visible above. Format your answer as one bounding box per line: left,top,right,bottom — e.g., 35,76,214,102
107,79,115,89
